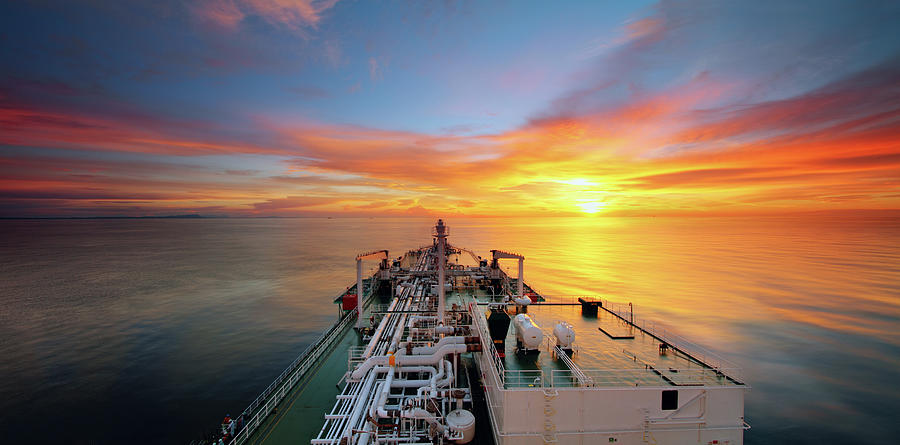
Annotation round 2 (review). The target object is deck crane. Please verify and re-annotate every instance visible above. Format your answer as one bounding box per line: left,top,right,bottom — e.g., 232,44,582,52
355,249,389,329
491,249,525,297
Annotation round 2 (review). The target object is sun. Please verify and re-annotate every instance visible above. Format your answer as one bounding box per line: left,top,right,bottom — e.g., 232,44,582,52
576,201,607,214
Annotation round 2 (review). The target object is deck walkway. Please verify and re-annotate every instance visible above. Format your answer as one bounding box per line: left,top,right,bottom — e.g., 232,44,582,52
246,329,360,445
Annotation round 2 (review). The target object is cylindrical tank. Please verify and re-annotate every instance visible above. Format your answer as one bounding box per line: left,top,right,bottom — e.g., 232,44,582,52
553,322,576,349
446,409,475,443
486,307,511,345
514,314,543,350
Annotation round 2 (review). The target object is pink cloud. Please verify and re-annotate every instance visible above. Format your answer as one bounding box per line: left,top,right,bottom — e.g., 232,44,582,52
368,57,382,81
194,0,339,34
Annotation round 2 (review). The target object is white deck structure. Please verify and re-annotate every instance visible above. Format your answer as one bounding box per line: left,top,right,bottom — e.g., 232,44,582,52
311,220,748,445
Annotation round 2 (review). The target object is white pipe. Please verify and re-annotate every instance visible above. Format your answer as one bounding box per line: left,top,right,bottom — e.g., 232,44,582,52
408,316,436,326
411,336,465,355
397,366,437,375
375,435,420,443
343,367,382,441
412,360,453,401
363,298,399,358
355,420,373,445
429,360,452,397
392,343,466,367
434,325,454,335
351,343,466,380
388,299,411,353
392,379,436,388
400,408,445,434
426,359,446,396
390,364,438,388
372,367,395,418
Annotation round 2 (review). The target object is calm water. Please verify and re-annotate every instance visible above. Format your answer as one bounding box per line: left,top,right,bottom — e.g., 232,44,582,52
1,217,898,444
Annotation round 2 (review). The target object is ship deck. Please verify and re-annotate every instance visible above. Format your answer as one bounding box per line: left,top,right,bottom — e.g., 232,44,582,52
447,289,743,389
244,327,361,445
230,241,743,445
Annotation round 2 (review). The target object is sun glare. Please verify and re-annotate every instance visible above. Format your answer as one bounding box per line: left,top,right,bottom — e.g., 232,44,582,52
557,178,597,186
576,201,607,214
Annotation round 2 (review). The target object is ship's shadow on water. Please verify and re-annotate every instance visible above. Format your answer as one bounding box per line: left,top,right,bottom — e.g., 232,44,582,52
1,216,898,444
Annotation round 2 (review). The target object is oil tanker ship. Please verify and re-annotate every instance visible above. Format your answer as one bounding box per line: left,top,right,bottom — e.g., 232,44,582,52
201,219,748,445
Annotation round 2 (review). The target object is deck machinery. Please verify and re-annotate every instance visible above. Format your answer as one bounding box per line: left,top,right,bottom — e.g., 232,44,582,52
309,220,748,445
219,219,748,445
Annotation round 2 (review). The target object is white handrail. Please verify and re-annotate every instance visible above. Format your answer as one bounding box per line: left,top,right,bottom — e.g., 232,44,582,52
229,310,356,445
222,280,381,445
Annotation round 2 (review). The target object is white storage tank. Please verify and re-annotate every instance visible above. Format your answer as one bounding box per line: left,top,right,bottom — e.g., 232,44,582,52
446,409,475,443
514,314,543,350
513,296,531,306
553,322,576,349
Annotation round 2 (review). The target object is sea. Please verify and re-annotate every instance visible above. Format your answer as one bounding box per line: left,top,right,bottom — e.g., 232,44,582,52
1,216,898,444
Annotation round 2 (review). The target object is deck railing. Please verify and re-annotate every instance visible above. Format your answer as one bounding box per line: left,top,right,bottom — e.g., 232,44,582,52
218,281,382,445
470,295,745,389
599,300,744,382
518,294,743,383
500,366,743,389
469,301,508,386
227,309,356,445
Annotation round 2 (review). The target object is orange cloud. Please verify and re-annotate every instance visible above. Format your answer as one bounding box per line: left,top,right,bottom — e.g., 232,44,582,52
0,104,284,156
2,60,899,217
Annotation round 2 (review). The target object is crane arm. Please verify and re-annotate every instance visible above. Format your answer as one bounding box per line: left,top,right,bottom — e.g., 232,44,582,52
491,249,524,260
356,249,389,261
455,246,483,263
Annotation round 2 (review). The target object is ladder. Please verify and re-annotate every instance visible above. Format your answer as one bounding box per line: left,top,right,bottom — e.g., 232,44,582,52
641,409,658,444
543,388,558,443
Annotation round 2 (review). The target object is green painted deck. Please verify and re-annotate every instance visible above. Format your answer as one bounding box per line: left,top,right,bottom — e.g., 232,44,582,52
494,304,741,388
443,288,740,389
246,327,361,445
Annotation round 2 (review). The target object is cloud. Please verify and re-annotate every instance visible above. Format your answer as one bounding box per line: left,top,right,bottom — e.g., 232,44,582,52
225,169,262,176
194,0,340,34
368,57,382,81
5,55,898,217
0,100,285,157
3,1,899,218
197,0,245,29
250,195,341,211
354,201,389,209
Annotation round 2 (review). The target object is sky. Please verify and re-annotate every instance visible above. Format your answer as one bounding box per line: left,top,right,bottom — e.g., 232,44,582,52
1,0,899,217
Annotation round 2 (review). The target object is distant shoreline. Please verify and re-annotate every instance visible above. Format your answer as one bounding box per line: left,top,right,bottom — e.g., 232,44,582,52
0,215,219,220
